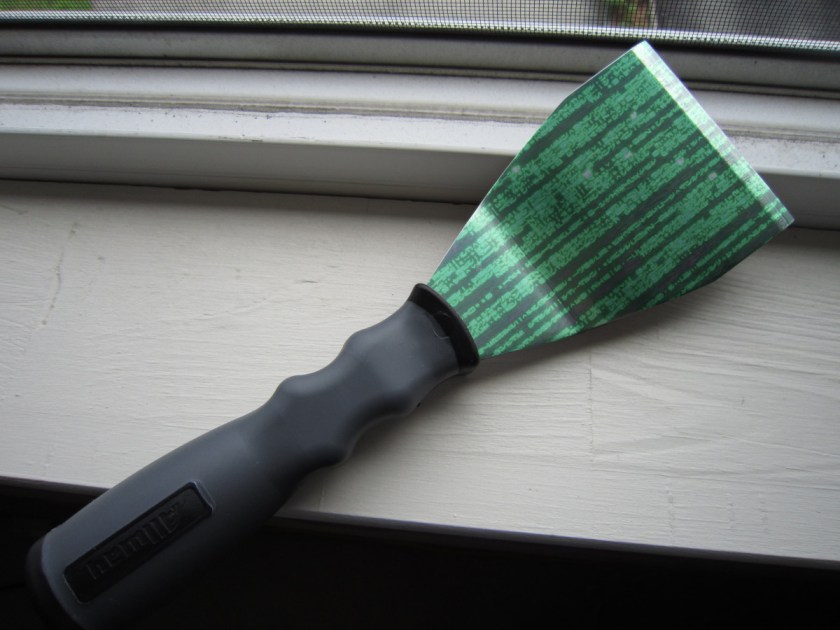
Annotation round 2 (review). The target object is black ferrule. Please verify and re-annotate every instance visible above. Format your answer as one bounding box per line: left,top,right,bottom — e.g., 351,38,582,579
408,283,479,373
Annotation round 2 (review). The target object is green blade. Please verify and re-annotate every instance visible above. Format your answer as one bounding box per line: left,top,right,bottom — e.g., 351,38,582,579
428,42,793,359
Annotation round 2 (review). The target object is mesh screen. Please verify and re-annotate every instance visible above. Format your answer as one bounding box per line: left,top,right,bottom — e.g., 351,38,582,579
2,1,839,54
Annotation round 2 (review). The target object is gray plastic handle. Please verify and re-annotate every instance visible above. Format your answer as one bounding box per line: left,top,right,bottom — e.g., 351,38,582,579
26,285,477,630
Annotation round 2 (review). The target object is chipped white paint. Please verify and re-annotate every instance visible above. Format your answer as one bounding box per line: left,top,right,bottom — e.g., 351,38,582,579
1,180,839,561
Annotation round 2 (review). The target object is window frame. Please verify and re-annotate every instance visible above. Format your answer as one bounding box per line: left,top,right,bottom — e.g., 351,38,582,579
0,26,838,227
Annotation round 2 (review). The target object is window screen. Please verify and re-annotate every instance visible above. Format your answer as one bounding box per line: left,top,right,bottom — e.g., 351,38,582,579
2,1,839,54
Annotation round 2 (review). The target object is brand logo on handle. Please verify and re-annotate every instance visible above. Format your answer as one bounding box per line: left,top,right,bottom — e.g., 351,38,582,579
64,484,212,603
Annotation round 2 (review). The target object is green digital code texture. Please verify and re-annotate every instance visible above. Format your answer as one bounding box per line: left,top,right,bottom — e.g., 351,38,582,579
428,42,793,359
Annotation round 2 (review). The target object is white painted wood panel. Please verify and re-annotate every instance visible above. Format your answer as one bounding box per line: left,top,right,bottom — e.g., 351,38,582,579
1,180,839,561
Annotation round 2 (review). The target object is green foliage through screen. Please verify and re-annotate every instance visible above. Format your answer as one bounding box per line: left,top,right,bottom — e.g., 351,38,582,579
0,1,91,9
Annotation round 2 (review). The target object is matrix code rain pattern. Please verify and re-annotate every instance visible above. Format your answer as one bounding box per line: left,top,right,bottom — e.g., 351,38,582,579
429,43,793,359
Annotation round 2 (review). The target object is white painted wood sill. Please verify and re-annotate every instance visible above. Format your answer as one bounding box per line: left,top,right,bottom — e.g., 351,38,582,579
1,39,839,563
1,180,839,564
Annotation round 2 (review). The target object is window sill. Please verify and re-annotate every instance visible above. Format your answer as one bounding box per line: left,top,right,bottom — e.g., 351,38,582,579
1,179,839,563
